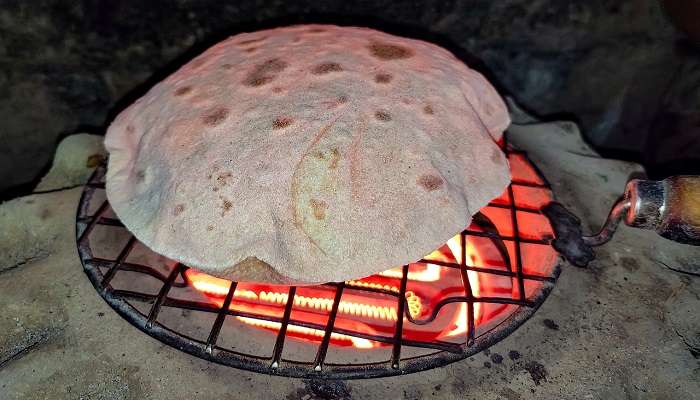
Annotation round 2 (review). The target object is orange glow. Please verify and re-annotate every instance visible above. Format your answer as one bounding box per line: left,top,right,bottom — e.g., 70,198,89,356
442,236,482,338
184,149,557,349
184,233,476,348
379,263,441,282
237,316,377,349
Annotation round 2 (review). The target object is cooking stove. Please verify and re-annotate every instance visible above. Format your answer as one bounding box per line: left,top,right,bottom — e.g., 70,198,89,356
2,107,698,399
76,140,561,379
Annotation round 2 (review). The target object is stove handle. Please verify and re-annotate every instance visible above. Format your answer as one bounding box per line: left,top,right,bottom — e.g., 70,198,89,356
584,175,700,246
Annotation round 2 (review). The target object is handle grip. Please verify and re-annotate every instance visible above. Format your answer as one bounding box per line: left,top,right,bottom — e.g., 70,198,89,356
625,176,700,245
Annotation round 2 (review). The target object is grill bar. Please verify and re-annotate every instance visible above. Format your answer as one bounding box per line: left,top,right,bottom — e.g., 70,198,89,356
145,263,183,329
270,286,297,368
206,280,238,354
313,283,345,371
101,236,137,287
77,143,561,379
390,265,410,369
459,232,476,346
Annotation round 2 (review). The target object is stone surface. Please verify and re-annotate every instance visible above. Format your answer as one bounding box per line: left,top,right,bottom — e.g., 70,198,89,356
2,0,700,198
35,133,106,192
1,109,698,399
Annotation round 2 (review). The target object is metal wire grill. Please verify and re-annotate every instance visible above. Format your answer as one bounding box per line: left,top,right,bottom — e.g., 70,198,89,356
76,143,561,379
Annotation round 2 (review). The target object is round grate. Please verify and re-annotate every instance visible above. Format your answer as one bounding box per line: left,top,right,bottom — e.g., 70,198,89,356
76,141,562,379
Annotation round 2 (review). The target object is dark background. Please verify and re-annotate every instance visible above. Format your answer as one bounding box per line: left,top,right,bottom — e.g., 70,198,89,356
1,0,699,200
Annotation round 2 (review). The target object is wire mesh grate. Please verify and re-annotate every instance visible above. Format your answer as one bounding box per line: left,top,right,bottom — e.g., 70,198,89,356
76,141,562,379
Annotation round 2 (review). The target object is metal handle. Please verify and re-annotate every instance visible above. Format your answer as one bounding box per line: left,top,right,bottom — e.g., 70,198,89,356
584,175,700,246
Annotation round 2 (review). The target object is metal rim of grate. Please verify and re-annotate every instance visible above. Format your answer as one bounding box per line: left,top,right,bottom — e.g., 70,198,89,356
76,141,562,379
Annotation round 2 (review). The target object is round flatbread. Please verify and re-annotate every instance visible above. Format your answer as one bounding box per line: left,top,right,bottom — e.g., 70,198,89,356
104,24,511,284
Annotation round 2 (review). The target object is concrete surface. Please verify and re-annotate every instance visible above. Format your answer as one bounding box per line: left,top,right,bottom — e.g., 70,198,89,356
0,114,698,399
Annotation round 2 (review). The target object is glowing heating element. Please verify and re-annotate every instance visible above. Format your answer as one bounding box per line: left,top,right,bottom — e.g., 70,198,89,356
185,234,483,348
184,150,558,350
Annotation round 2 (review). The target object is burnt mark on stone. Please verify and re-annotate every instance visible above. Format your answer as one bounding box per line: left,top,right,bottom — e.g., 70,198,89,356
368,41,414,60
173,204,185,216
272,116,294,129
490,353,504,364
417,174,443,191
523,361,548,385
374,110,391,122
310,198,328,220
202,107,230,127
619,256,640,272
312,62,343,75
423,104,434,115
243,58,288,87
374,72,393,84
174,86,192,96
508,350,521,360
288,379,351,400
542,319,559,330
39,208,51,220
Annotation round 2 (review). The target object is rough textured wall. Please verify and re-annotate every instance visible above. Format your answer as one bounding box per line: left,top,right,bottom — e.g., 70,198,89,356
1,0,698,198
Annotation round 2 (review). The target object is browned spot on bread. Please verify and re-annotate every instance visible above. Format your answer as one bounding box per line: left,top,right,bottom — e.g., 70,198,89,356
375,110,391,121
126,125,135,134
173,204,185,216
309,198,328,220
221,63,233,70
491,148,504,164
272,116,294,129
258,58,289,74
312,62,343,75
245,47,257,53
174,86,192,96
374,73,393,83
243,58,288,87
368,41,414,60
86,154,104,168
329,148,341,169
216,171,233,186
423,105,434,115
272,86,283,93
238,37,266,46
206,225,214,231
247,76,273,87
220,198,233,216
417,174,444,191
202,107,229,127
